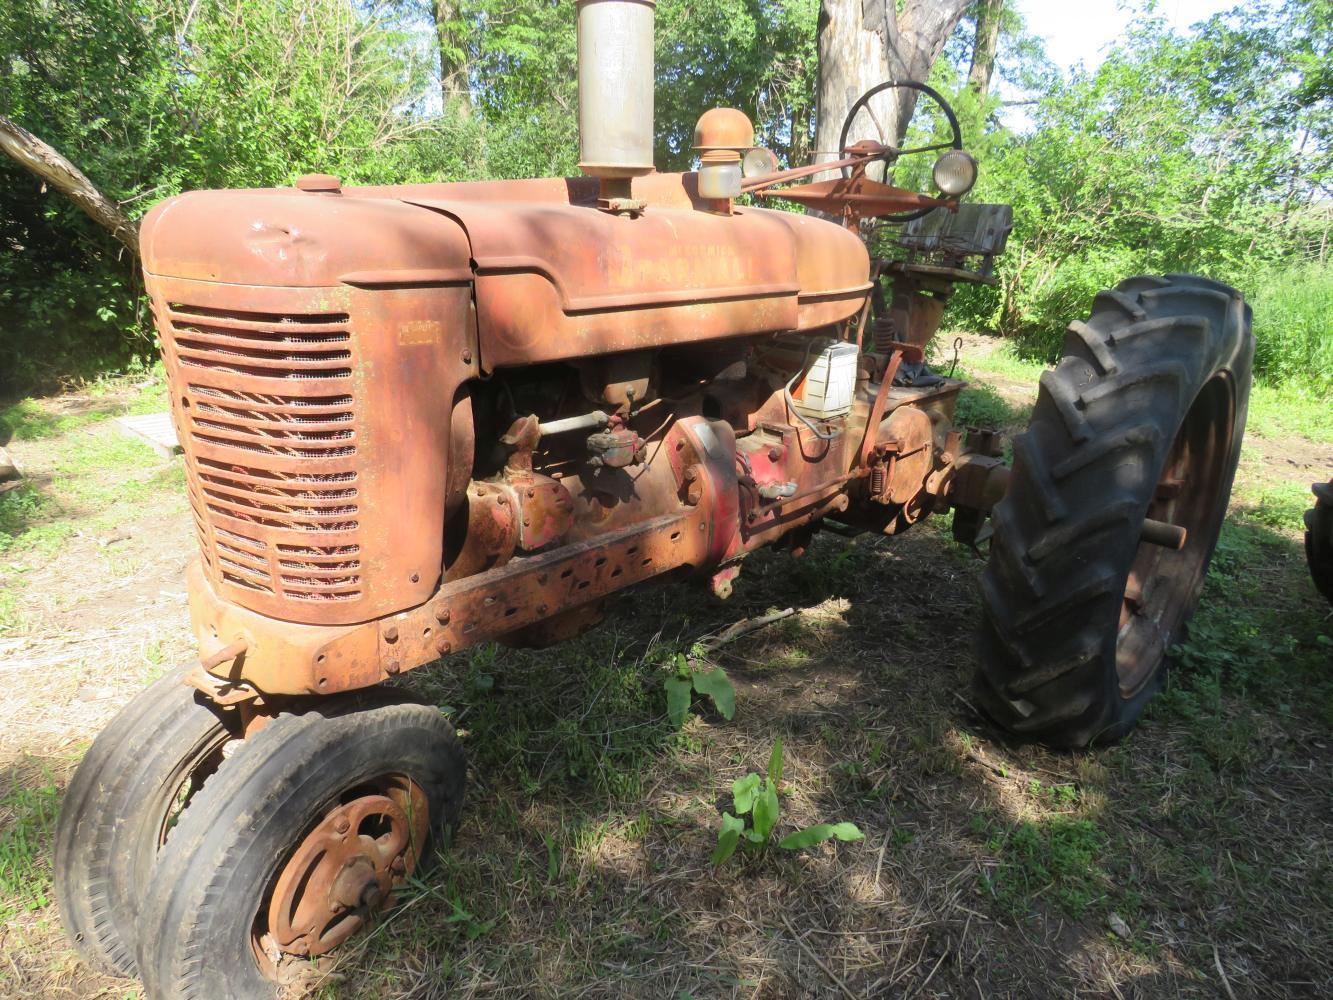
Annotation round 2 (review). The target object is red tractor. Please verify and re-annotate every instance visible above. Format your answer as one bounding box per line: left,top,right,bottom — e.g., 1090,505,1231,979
54,3,1253,996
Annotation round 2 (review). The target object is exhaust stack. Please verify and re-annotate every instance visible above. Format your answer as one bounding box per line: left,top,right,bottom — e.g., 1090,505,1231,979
576,0,656,204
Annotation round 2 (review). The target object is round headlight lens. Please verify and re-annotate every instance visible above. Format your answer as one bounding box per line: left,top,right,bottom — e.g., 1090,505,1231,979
742,146,780,178
933,150,978,196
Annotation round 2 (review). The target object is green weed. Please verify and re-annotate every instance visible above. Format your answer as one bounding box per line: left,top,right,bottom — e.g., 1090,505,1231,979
0,485,49,552
1246,380,1333,444
976,814,1109,919
1244,262,1333,394
1231,480,1315,532
0,775,60,922
954,383,1022,429
954,340,1048,382
712,741,863,864
664,649,735,729
1,366,169,442
0,590,20,633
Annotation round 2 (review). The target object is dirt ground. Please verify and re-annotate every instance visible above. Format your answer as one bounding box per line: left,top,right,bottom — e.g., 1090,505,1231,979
1,340,1329,999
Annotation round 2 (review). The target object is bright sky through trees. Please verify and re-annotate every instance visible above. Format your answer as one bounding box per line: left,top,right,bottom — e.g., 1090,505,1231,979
1016,0,1239,71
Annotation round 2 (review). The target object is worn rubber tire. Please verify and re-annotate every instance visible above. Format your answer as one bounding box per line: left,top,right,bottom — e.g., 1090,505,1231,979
135,693,465,1000
54,669,236,976
975,274,1253,748
1307,481,1333,605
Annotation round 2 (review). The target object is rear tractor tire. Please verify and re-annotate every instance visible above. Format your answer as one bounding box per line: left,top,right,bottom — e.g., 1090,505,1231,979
1307,480,1333,605
55,669,239,976
975,274,1253,748
135,692,465,1000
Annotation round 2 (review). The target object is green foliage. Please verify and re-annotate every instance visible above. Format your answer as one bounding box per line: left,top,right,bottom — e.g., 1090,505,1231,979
655,0,819,169
0,774,60,922
0,0,484,394
975,814,1109,918
664,652,735,729
776,822,865,850
1163,513,1333,735
941,0,1331,392
953,383,1022,429
1244,262,1333,392
711,740,864,864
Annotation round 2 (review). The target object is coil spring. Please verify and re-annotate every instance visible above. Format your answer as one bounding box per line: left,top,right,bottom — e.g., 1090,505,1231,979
870,464,887,497
871,316,898,353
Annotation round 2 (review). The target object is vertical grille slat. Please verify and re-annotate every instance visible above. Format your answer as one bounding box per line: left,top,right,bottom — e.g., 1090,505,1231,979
162,301,364,603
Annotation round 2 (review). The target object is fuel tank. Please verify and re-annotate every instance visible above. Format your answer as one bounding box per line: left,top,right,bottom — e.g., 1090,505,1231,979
139,172,873,628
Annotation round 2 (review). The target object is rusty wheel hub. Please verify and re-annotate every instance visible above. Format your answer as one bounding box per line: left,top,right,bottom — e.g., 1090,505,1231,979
258,779,427,962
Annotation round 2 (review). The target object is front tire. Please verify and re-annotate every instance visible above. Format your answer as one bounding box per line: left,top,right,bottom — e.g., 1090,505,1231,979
975,274,1253,747
55,670,237,976
135,692,465,1000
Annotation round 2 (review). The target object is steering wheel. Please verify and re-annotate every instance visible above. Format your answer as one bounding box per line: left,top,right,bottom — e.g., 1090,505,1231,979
837,80,964,222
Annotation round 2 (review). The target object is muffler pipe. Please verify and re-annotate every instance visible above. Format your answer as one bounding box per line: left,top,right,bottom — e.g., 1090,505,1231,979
576,0,656,201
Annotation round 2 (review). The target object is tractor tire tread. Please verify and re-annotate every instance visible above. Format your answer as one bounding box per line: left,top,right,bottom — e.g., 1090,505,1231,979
54,670,231,977
1307,480,1333,604
135,692,464,1000
974,274,1252,747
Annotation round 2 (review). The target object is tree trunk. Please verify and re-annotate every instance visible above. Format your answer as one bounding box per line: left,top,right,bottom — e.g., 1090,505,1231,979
968,0,1004,98
434,1,471,114
0,115,138,254
815,0,972,178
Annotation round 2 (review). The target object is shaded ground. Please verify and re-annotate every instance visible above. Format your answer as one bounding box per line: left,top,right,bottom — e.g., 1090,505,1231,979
0,344,1329,999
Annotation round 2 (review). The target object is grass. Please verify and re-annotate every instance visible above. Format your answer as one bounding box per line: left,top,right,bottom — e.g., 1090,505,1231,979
0,362,169,443
1,348,1330,997
0,422,181,559
1246,378,1333,444
975,814,1111,920
1245,262,1333,394
0,773,60,924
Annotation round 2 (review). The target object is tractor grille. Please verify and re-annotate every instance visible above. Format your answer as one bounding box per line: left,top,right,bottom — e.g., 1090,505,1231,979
161,302,364,605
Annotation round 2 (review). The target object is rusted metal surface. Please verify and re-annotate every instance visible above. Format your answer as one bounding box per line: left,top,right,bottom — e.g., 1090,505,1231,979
693,107,755,151
141,272,476,627
751,142,955,231
140,83,1008,701
257,776,426,963
1117,375,1235,696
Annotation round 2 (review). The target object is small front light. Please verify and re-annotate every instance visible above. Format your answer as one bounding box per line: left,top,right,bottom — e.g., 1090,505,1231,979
933,150,978,196
742,146,780,178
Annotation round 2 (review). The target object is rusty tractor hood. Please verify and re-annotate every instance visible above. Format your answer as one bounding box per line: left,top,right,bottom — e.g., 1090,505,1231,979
140,172,872,367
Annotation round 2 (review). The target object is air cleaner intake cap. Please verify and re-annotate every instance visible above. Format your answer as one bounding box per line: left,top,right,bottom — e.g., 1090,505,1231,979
692,108,755,152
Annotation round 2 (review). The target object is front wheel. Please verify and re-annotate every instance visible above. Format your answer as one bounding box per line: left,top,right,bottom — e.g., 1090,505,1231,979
974,274,1253,747
135,692,465,999
55,669,238,976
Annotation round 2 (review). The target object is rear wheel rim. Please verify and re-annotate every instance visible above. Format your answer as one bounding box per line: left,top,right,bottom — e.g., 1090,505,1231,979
1116,373,1235,695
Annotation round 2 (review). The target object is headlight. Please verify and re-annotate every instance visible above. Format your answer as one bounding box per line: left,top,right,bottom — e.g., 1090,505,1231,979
933,150,978,196
742,146,780,178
